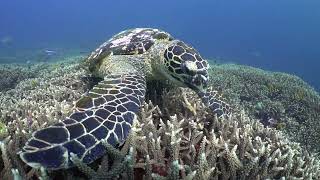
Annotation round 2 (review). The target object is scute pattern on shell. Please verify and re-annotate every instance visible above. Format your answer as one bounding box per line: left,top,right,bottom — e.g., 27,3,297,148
87,28,173,63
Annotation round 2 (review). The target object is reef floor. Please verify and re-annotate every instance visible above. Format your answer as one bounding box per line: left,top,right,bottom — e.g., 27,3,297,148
0,56,319,179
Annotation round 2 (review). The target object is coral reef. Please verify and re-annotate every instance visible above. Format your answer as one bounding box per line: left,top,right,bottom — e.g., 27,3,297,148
0,58,319,179
0,65,36,92
0,57,90,179
0,59,88,136
208,63,320,153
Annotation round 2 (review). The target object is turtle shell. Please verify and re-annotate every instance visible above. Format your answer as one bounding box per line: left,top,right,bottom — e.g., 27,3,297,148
86,28,174,72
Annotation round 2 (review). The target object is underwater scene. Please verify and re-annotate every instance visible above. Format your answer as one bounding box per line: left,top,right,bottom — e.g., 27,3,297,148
0,0,320,179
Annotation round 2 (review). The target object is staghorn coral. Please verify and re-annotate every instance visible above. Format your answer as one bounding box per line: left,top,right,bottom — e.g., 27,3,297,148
126,91,320,179
70,141,135,180
0,59,89,139
207,62,320,153
0,55,85,92
61,90,320,179
0,64,36,92
0,58,90,179
0,58,319,179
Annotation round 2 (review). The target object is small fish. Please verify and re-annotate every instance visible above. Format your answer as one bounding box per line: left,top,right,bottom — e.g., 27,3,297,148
267,118,278,125
44,49,57,56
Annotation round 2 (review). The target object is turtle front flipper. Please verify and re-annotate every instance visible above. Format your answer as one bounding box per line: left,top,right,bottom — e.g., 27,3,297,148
19,73,146,169
197,89,231,118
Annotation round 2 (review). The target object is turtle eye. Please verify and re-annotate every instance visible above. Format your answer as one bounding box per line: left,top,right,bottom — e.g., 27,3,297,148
181,61,197,76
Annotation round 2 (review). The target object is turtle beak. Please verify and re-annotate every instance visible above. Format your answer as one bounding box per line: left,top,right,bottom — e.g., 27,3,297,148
192,74,208,90
184,73,208,91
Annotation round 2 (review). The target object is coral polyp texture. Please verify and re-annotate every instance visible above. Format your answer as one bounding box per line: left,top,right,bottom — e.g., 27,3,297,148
0,58,319,179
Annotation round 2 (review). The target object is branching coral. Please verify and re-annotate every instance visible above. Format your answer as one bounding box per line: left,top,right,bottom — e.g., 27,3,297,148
208,63,320,153
0,61,88,140
0,65,36,92
69,90,320,179
126,92,320,179
0,59,319,179
0,59,89,179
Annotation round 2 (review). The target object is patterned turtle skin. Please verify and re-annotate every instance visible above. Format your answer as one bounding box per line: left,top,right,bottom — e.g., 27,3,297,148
19,28,231,169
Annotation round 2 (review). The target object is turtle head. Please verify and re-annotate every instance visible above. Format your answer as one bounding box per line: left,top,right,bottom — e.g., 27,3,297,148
163,40,209,91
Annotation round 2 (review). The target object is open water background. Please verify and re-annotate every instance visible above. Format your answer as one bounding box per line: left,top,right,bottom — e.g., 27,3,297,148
0,0,319,91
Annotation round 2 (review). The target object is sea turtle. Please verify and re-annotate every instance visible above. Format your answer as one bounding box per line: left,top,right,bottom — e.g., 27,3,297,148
19,28,231,169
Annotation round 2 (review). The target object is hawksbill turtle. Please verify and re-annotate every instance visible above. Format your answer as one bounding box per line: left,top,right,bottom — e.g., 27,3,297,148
19,28,231,169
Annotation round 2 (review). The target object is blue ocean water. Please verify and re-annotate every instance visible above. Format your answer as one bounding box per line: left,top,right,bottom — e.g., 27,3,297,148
0,0,319,91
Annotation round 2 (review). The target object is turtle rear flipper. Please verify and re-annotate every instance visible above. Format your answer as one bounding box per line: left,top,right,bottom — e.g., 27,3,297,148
19,73,146,169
